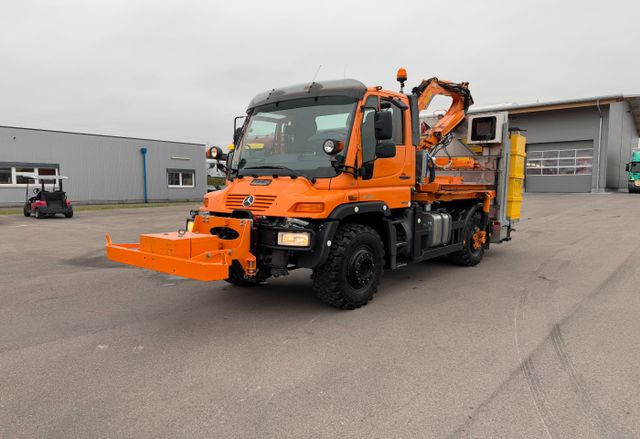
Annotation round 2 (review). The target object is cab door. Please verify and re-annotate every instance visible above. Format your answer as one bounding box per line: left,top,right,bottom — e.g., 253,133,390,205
357,92,413,209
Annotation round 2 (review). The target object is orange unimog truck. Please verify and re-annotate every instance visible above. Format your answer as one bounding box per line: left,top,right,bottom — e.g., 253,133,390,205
107,69,525,309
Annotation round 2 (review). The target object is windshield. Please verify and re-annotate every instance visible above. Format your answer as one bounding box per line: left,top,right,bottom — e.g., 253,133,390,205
630,163,640,173
232,96,357,178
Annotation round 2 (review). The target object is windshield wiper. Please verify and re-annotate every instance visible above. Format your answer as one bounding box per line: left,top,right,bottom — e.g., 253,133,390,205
243,165,303,180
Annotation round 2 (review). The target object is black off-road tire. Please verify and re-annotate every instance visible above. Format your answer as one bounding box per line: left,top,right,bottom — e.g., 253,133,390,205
224,261,268,287
23,204,31,217
35,209,44,219
449,212,485,267
312,223,384,310
65,209,74,218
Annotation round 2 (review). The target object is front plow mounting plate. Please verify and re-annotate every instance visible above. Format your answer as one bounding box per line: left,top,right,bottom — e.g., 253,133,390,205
106,216,256,281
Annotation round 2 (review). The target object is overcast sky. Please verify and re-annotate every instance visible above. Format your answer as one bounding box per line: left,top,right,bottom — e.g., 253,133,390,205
1,0,639,146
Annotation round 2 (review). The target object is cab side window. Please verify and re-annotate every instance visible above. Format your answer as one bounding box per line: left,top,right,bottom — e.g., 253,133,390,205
361,95,379,163
381,99,404,145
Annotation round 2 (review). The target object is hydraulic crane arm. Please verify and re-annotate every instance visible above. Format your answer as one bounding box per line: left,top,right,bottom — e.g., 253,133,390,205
411,77,473,150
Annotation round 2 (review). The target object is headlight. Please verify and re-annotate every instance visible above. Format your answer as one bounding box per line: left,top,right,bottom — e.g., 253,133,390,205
277,231,310,247
322,138,344,155
186,220,195,232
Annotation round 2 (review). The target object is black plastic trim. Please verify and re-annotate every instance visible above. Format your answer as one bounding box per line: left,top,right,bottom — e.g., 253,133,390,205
409,95,420,147
414,242,464,262
248,79,367,110
328,202,391,220
296,221,340,268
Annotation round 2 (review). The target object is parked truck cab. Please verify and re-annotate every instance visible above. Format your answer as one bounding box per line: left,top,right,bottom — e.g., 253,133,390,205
625,149,640,193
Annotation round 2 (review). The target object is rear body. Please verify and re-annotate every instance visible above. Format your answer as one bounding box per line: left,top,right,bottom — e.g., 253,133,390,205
107,73,526,309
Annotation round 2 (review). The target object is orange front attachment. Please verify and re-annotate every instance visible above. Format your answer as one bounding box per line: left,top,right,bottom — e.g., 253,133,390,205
106,216,256,282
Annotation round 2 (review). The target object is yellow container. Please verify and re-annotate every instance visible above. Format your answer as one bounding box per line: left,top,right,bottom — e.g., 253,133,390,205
511,134,526,156
508,177,524,198
509,155,526,179
506,133,527,221
506,197,522,220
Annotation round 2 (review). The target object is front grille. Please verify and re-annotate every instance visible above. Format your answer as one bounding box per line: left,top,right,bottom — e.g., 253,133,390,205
225,194,277,212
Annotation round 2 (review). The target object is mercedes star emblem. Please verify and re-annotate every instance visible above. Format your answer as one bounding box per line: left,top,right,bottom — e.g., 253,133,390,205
242,195,254,207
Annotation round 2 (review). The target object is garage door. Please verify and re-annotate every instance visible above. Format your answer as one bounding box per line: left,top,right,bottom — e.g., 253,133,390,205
525,141,593,193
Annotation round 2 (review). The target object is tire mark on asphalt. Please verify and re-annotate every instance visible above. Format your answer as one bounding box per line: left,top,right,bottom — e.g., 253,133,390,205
531,255,616,438
447,244,639,438
447,207,639,438
445,289,557,439
514,287,555,439
512,247,637,438
550,324,615,438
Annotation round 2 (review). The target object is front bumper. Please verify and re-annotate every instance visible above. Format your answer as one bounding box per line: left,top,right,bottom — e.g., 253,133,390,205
106,216,256,281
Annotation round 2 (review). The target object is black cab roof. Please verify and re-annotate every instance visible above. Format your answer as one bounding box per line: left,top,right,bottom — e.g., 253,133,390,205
247,79,367,111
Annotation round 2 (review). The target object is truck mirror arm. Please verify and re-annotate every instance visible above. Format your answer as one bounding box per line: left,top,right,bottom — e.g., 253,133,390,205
331,158,359,178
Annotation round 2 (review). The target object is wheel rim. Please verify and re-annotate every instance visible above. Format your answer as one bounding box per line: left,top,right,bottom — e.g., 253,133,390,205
347,246,375,290
469,227,484,255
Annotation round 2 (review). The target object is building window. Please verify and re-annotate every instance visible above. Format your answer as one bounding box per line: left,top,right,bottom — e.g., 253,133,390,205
167,169,195,188
0,168,11,184
0,165,59,186
15,167,36,184
167,171,180,186
38,167,57,176
526,149,592,176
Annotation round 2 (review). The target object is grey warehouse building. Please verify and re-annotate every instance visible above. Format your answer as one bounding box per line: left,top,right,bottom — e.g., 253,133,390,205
473,95,640,193
0,126,206,206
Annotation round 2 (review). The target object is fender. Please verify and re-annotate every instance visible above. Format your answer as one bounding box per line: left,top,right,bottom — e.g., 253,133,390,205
297,202,391,268
328,201,391,220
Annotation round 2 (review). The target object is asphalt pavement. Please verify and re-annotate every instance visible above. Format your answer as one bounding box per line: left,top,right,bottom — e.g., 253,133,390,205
1,193,639,438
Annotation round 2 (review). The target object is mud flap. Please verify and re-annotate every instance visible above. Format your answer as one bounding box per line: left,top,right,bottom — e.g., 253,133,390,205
106,216,256,282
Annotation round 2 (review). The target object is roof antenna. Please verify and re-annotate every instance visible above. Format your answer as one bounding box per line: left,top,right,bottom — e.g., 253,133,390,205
312,64,322,83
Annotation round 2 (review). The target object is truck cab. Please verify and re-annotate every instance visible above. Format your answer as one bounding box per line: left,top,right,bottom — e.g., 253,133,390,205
625,149,640,193
215,79,414,212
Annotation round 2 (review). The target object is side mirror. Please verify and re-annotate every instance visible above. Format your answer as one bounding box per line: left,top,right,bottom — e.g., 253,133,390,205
625,163,630,172
207,146,227,161
376,141,396,159
374,111,393,141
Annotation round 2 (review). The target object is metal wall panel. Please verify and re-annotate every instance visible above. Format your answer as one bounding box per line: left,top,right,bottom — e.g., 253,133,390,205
0,126,206,205
509,106,604,192
605,101,639,190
